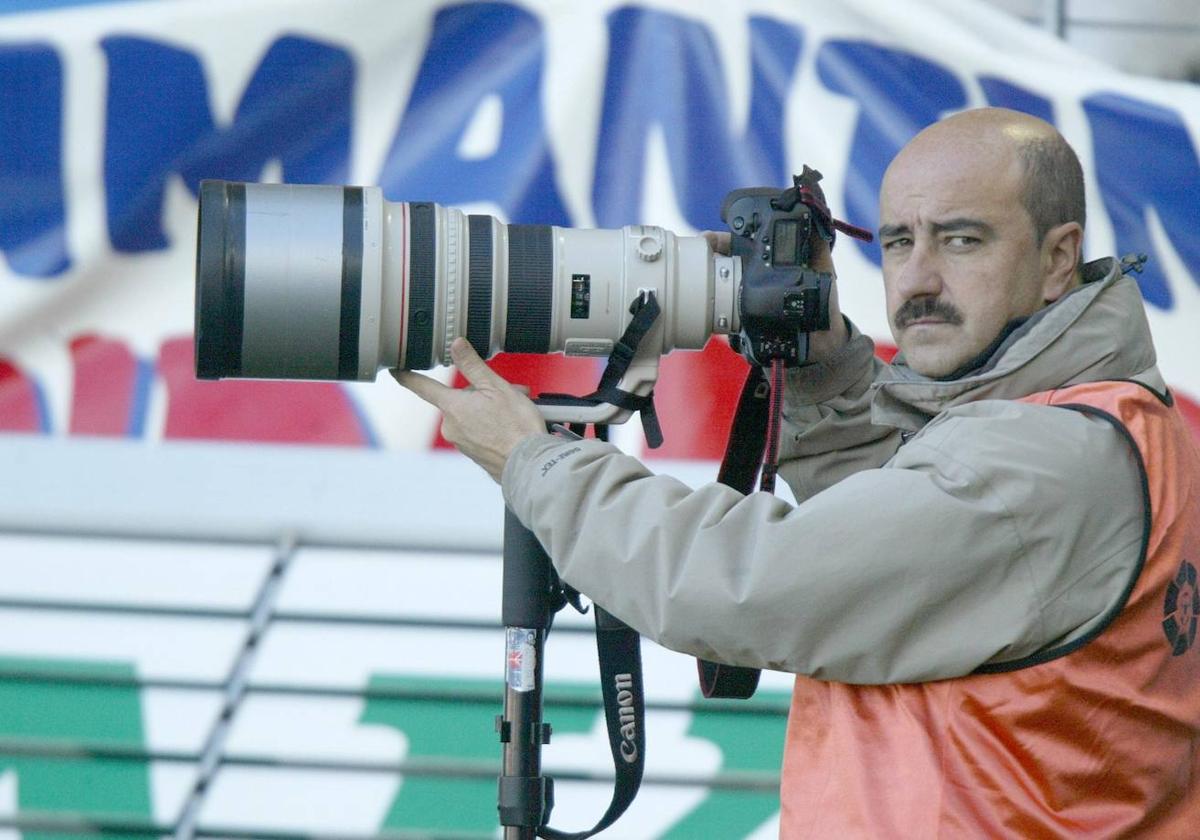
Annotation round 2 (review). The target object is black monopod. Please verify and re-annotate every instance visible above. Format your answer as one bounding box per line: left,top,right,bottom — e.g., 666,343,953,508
496,482,647,839
496,507,556,837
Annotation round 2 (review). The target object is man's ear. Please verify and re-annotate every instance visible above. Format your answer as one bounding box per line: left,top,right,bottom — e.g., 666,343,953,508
1041,221,1084,303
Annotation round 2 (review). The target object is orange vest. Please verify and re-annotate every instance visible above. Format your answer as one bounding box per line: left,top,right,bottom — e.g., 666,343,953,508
780,381,1200,838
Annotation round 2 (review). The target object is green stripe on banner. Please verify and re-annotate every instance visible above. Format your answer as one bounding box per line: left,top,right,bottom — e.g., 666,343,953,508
0,655,152,838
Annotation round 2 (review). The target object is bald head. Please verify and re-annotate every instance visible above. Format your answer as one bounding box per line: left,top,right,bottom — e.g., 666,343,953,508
891,108,1086,246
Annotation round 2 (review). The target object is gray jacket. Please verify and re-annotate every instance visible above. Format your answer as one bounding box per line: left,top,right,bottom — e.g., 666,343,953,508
501,258,1157,684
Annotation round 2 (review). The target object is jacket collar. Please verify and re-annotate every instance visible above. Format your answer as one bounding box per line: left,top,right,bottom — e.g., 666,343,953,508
871,257,1162,431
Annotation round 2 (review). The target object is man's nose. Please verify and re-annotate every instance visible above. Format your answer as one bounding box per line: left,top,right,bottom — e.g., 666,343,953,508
893,241,943,300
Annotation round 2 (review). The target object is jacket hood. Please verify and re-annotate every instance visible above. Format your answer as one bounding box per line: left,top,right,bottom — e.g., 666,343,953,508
871,257,1162,431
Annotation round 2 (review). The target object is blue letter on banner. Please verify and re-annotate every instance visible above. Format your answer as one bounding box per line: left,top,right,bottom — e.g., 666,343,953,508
378,3,568,224
103,35,354,252
0,43,70,278
816,41,966,265
592,9,802,230
1083,93,1200,309
979,76,1054,125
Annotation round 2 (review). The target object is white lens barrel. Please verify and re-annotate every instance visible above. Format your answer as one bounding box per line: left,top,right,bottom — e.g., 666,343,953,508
201,182,386,381
196,181,738,385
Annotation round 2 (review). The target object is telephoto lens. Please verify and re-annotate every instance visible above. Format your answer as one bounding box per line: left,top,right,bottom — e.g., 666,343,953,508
194,180,740,384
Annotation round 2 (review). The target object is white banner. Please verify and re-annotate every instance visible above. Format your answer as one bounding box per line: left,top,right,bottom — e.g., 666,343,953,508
1,0,1197,455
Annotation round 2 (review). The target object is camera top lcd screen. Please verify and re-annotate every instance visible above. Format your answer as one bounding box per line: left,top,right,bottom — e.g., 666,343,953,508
772,219,798,267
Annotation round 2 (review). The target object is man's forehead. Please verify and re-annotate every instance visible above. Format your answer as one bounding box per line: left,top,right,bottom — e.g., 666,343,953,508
879,186,1000,222
886,133,1019,185
880,142,1024,223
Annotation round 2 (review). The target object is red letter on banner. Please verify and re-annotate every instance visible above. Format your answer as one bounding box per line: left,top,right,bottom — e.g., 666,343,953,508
69,335,140,436
157,337,371,446
0,358,44,432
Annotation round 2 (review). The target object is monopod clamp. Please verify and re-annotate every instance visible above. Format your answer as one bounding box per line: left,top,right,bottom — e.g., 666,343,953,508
533,291,664,448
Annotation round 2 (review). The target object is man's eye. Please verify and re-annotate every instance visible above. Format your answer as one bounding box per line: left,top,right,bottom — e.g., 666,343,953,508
946,235,979,248
882,238,911,251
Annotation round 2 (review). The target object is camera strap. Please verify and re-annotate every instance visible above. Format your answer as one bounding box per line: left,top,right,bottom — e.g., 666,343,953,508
538,602,645,840
780,166,874,248
696,358,786,699
534,292,664,448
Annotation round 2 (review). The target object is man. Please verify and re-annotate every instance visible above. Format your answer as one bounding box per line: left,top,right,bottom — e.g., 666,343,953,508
396,108,1200,835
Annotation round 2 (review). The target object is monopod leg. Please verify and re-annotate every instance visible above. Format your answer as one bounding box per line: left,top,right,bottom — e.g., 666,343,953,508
497,507,555,838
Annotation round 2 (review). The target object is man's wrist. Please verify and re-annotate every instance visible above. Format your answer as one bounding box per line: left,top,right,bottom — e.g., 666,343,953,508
500,433,561,493
807,315,850,361
786,317,878,406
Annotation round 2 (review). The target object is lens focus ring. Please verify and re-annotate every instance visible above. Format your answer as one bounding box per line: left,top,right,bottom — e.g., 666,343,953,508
405,202,436,369
442,210,460,364
505,224,553,354
467,215,493,357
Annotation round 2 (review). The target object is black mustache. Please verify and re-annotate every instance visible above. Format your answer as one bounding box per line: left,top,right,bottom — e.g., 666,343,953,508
893,297,964,329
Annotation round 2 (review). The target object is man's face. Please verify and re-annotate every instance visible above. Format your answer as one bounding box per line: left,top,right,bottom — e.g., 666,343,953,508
878,138,1047,378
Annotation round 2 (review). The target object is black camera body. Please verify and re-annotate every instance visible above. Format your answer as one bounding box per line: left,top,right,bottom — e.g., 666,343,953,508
722,170,835,367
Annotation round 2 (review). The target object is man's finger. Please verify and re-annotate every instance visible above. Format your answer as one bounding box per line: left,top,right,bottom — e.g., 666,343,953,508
391,369,451,407
449,338,505,389
702,230,731,256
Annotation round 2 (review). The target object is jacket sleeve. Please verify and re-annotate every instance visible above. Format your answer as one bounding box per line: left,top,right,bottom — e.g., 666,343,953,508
777,321,903,502
501,399,1145,684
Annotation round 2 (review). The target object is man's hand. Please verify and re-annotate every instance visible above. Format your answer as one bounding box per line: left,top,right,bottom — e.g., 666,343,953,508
702,229,849,362
804,235,849,360
392,338,547,482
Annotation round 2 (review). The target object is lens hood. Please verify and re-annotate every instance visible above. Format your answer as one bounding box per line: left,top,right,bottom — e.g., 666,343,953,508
194,179,244,379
